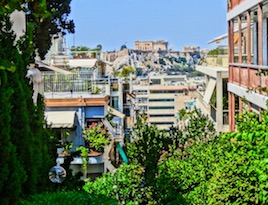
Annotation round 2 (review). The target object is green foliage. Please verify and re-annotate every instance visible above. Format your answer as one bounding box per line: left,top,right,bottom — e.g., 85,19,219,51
126,114,170,185
119,65,135,77
70,46,89,52
0,71,26,205
208,48,219,55
83,164,157,204
75,146,89,178
0,0,73,203
20,191,117,205
27,0,74,59
120,44,127,50
83,123,110,152
157,110,268,204
181,109,216,145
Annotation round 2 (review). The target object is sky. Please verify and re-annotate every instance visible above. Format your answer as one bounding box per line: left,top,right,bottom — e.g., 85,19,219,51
66,0,227,51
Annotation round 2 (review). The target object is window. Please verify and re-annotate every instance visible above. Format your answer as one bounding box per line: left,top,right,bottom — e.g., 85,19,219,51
151,122,174,125
150,114,174,117
149,106,174,110
150,90,184,94
149,99,174,102
111,97,119,109
151,79,161,85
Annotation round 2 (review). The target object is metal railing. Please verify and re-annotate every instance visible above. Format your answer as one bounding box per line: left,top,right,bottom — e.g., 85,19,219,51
42,72,120,93
229,63,268,96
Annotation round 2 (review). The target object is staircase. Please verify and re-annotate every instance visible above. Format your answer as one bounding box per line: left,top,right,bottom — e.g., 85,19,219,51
103,140,116,172
102,119,123,141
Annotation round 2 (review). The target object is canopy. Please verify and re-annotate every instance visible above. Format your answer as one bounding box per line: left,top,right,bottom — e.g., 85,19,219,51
45,111,76,128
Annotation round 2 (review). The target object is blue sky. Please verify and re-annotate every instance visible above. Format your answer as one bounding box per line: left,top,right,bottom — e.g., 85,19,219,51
66,0,227,51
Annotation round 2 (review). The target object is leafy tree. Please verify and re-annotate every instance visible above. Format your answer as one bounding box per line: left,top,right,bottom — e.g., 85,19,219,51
119,65,135,78
126,114,170,186
111,67,120,77
0,0,74,203
20,191,117,205
120,44,127,50
181,109,216,146
83,164,157,204
82,122,110,152
27,0,75,59
208,48,219,55
96,44,102,50
0,71,26,205
157,110,268,204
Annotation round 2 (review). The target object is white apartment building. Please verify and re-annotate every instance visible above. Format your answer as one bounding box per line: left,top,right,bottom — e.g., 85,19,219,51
133,75,197,130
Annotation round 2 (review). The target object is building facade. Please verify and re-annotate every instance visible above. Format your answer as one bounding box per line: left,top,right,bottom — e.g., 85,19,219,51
134,40,168,51
133,75,197,130
227,0,268,131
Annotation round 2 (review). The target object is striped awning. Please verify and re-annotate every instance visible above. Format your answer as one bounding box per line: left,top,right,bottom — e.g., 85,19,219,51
45,111,76,128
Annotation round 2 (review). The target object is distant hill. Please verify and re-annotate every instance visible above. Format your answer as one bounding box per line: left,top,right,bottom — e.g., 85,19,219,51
102,49,204,74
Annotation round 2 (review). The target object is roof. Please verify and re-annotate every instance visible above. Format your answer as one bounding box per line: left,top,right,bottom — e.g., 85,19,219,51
45,111,76,128
68,59,98,68
208,22,252,44
37,62,73,75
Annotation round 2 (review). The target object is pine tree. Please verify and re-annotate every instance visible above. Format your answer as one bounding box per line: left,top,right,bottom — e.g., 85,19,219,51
0,71,26,205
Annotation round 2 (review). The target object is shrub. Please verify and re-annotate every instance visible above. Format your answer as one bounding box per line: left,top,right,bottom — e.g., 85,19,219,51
83,164,157,204
83,123,110,152
20,191,117,205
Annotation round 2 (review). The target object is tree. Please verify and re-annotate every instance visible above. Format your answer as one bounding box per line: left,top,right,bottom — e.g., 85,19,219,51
119,65,135,78
126,114,170,186
0,71,26,205
83,164,157,204
120,44,127,50
27,0,75,59
157,110,268,204
0,0,74,202
96,44,102,51
181,109,216,146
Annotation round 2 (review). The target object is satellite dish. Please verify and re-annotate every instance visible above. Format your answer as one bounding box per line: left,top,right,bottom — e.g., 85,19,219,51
48,165,67,184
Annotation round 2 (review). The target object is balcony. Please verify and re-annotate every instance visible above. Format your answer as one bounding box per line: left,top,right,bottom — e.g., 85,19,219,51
229,63,268,96
43,73,113,99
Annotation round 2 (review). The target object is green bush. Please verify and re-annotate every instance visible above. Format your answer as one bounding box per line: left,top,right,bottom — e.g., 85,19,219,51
83,164,157,204
157,110,268,204
20,191,117,205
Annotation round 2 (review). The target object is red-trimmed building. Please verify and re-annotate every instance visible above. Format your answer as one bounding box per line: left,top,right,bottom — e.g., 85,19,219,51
227,0,268,131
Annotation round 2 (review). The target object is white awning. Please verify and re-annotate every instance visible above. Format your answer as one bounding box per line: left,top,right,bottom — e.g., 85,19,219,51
45,111,76,128
203,78,216,105
36,61,73,75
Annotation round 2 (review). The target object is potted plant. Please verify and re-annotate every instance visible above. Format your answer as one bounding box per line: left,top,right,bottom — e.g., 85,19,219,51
83,122,110,153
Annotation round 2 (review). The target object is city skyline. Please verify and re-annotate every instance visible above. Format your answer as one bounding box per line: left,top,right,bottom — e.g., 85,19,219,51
66,0,227,51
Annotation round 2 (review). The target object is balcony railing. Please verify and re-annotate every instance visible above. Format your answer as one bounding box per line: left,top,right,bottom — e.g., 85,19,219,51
43,72,119,94
229,63,268,96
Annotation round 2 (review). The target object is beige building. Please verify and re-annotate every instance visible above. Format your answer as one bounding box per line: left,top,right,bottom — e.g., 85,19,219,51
134,40,168,51
195,44,229,133
133,75,196,130
183,46,200,52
